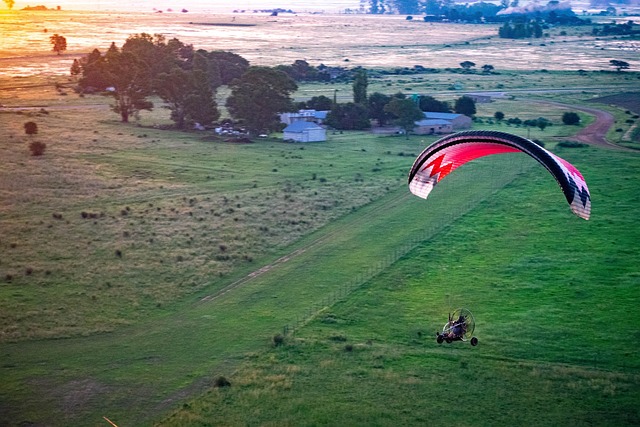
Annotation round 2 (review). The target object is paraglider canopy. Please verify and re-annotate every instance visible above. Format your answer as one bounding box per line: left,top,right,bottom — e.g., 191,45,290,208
408,130,591,220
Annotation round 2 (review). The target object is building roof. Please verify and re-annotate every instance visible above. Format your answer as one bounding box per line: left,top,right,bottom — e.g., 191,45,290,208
283,121,324,133
423,112,464,120
415,119,452,126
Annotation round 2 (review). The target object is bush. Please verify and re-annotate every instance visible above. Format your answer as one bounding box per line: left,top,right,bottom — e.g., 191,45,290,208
24,121,38,135
557,141,587,148
29,141,46,156
213,376,231,388
562,112,580,125
273,333,285,347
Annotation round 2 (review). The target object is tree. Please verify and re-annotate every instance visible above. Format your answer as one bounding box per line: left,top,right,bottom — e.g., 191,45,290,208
494,111,505,122
609,59,630,72
184,71,220,128
536,117,551,131
29,141,46,156
326,102,370,130
454,96,476,117
384,97,424,139
207,50,250,85
562,111,580,125
306,95,333,111
193,51,221,90
352,68,368,104
70,59,81,76
368,92,392,126
49,34,67,55
155,67,219,129
122,33,182,80
78,48,109,91
481,64,495,74
24,121,38,136
460,61,476,72
103,50,154,122
418,95,450,112
392,0,422,14
226,66,298,134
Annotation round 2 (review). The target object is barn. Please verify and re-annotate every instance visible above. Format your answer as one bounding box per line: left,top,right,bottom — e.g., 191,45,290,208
283,121,326,142
422,112,472,129
413,119,453,135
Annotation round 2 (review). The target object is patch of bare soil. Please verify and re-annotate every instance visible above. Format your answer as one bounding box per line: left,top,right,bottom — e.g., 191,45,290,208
588,93,640,114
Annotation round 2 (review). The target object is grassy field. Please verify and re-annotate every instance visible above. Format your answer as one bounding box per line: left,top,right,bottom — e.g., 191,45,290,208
158,144,640,427
1,83,639,425
1,13,640,425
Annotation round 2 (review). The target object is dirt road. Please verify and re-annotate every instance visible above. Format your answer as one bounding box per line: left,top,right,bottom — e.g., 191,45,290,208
533,100,619,149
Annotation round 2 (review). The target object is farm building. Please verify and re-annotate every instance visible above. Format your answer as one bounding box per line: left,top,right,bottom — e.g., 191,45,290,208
283,121,327,142
280,109,329,125
411,112,472,135
413,118,453,135
422,112,472,129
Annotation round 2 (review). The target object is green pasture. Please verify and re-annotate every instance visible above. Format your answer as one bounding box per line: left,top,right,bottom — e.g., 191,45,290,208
1,69,639,425
159,144,640,427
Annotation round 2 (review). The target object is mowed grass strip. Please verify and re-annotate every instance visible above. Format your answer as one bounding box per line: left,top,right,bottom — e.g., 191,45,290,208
159,145,640,427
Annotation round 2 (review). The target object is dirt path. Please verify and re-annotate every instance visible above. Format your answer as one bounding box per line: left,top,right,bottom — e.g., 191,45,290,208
531,100,619,149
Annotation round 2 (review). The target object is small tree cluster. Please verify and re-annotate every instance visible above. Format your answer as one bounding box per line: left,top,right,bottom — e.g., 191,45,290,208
498,20,543,39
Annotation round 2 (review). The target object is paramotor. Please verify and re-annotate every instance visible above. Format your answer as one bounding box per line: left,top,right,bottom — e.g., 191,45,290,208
436,308,478,346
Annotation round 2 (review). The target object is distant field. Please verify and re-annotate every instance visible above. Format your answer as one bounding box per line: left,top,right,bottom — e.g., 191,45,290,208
589,92,640,113
1,10,639,76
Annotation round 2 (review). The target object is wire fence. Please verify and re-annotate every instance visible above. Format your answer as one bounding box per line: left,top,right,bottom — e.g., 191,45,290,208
281,157,536,337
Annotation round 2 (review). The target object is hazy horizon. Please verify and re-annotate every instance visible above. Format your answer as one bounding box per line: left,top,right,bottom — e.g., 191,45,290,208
4,0,363,13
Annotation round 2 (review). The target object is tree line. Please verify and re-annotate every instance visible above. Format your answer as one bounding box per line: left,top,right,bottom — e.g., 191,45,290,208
72,33,299,134
320,69,477,137
72,35,477,138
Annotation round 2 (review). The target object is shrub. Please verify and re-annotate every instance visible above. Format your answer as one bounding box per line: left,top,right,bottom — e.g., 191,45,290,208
213,376,231,388
273,333,285,347
29,141,46,156
558,141,587,148
562,112,580,125
24,121,38,135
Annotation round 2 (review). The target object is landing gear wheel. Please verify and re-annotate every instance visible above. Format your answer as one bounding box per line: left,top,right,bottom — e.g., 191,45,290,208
470,337,478,346
437,334,444,344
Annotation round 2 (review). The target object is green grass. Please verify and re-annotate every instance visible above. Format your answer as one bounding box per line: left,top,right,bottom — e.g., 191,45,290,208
158,145,640,427
1,67,639,425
